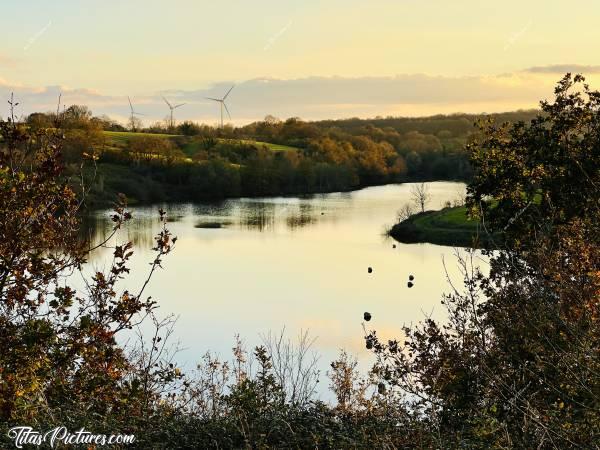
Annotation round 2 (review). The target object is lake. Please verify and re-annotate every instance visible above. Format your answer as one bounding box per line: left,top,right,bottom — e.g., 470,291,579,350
83,181,471,394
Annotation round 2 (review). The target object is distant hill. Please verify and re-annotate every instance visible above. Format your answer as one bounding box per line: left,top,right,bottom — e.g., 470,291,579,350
312,110,540,136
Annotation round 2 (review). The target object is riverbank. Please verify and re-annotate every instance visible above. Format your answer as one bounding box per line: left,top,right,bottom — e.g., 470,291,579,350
388,206,499,247
81,162,468,210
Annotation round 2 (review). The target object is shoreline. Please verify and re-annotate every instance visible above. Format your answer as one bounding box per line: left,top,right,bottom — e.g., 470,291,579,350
83,177,469,211
388,206,499,248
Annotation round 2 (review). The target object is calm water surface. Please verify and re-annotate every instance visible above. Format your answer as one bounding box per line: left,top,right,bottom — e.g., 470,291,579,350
84,182,471,392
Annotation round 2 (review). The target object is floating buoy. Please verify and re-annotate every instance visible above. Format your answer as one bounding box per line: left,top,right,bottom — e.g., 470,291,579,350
363,312,372,322
368,267,373,274
409,275,414,281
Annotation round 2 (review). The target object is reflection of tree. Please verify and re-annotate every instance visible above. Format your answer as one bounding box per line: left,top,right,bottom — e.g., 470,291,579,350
286,214,316,230
286,203,316,230
81,198,326,247
166,215,184,223
192,201,234,217
239,202,276,232
81,214,159,261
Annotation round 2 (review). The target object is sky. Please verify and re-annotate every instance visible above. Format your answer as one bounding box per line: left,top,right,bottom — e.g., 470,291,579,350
1,0,600,125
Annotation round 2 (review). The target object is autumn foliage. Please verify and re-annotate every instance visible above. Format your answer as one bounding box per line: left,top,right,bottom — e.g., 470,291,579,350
0,75,598,448
367,74,599,448
0,110,176,431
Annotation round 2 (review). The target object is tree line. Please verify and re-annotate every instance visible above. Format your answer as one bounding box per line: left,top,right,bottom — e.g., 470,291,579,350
22,105,538,205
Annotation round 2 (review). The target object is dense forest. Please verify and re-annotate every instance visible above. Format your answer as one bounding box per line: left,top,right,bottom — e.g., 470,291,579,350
24,107,538,205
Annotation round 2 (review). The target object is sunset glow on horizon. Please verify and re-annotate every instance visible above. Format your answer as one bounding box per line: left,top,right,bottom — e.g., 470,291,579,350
2,0,599,123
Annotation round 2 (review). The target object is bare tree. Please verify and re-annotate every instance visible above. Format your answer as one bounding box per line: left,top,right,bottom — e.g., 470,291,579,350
411,182,431,213
128,116,143,132
261,328,320,406
452,187,466,207
397,203,415,222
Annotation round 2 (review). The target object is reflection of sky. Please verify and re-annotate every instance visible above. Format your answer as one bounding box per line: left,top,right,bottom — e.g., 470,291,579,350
81,182,479,399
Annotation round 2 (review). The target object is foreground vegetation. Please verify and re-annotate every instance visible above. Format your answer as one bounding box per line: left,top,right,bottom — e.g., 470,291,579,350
0,74,598,448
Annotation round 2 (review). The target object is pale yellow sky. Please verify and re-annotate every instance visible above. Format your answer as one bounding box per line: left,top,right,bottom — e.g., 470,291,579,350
1,0,599,123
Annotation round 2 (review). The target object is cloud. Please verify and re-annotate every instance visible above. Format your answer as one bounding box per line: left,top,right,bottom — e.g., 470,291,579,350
0,67,591,124
161,73,553,121
0,82,120,114
525,64,600,74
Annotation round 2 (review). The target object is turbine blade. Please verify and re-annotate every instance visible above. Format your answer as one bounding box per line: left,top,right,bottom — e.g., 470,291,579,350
223,101,232,119
223,84,235,100
173,103,186,109
162,96,172,108
205,97,221,102
128,96,134,111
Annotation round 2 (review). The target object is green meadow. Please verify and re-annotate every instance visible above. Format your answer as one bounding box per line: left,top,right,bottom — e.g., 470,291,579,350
102,131,298,153
103,130,179,145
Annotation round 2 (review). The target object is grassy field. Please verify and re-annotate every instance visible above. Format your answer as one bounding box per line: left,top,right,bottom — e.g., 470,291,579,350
102,131,298,153
389,206,499,247
103,131,179,146
177,138,294,157
240,140,298,152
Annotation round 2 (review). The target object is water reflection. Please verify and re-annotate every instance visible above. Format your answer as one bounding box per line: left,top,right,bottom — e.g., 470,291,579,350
166,215,184,223
239,202,276,231
286,208,317,230
82,212,161,250
81,182,471,398
83,193,360,243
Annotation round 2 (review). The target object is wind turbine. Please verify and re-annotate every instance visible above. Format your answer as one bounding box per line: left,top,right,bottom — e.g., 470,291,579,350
127,96,145,131
162,96,185,129
206,85,234,128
